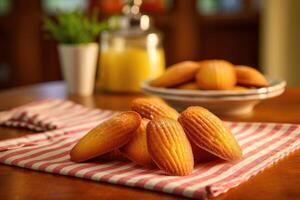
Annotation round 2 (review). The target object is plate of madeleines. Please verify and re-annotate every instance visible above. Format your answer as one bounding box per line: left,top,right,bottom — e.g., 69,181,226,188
142,60,286,115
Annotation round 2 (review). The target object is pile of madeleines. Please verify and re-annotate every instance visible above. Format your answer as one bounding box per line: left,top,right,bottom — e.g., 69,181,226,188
70,97,243,176
150,59,268,90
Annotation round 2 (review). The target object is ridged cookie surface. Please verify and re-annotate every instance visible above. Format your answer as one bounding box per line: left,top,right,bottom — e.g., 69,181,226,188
178,106,242,161
70,111,141,162
131,97,179,120
147,117,194,176
120,118,153,166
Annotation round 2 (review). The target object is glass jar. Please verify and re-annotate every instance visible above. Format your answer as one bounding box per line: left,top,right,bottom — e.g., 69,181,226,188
97,28,165,93
97,1,165,93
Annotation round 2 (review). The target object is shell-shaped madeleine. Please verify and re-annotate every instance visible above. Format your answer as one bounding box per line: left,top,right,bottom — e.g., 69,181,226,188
229,86,249,91
147,117,194,176
120,118,153,166
131,97,179,120
70,111,141,162
196,60,236,90
150,61,201,87
235,65,268,87
178,106,242,161
176,82,199,90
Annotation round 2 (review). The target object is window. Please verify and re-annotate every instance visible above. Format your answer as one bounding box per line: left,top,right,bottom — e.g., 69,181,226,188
42,0,88,14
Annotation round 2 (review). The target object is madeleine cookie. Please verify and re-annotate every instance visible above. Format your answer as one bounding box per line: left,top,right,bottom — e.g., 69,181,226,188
147,117,194,176
229,86,249,91
70,111,141,162
150,61,200,87
235,65,268,87
176,82,199,90
120,118,153,166
178,106,242,161
131,97,179,120
196,60,236,90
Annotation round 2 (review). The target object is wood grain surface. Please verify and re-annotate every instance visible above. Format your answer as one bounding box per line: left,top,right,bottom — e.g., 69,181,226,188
0,81,300,200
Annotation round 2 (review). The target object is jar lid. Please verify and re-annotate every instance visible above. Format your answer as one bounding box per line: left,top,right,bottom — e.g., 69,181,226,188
105,0,157,37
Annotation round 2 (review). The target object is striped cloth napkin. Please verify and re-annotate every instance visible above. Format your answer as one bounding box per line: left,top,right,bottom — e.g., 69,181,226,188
0,99,300,199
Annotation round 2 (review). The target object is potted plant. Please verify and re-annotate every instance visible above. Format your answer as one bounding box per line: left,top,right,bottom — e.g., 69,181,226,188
44,11,107,96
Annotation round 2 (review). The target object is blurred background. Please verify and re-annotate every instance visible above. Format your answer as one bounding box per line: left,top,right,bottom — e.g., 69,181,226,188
0,0,299,90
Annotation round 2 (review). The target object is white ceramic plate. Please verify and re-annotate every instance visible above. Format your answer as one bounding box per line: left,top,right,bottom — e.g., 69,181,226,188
141,77,286,116
141,77,286,97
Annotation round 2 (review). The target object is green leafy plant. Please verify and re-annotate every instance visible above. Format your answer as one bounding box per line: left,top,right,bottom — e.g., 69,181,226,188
43,11,107,44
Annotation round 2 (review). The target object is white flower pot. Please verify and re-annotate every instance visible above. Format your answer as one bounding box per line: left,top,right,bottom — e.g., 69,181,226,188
58,43,99,96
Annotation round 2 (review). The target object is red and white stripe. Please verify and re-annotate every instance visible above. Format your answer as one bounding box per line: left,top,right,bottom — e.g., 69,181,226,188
1,99,300,199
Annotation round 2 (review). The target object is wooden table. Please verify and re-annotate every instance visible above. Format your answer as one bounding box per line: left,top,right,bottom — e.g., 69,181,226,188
1,81,300,200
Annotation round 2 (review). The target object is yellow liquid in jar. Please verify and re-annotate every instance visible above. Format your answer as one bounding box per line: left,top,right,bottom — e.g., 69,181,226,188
97,47,165,93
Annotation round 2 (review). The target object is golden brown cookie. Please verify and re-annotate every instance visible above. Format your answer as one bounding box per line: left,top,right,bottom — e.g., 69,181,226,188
196,60,236,90
120,118,153,166
70,111,141,162
147,117,194,176
150,61,201,87
229,86,249,91
178,106,242,161
176,82,199,90
131,97,179,120
235,65,268,87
